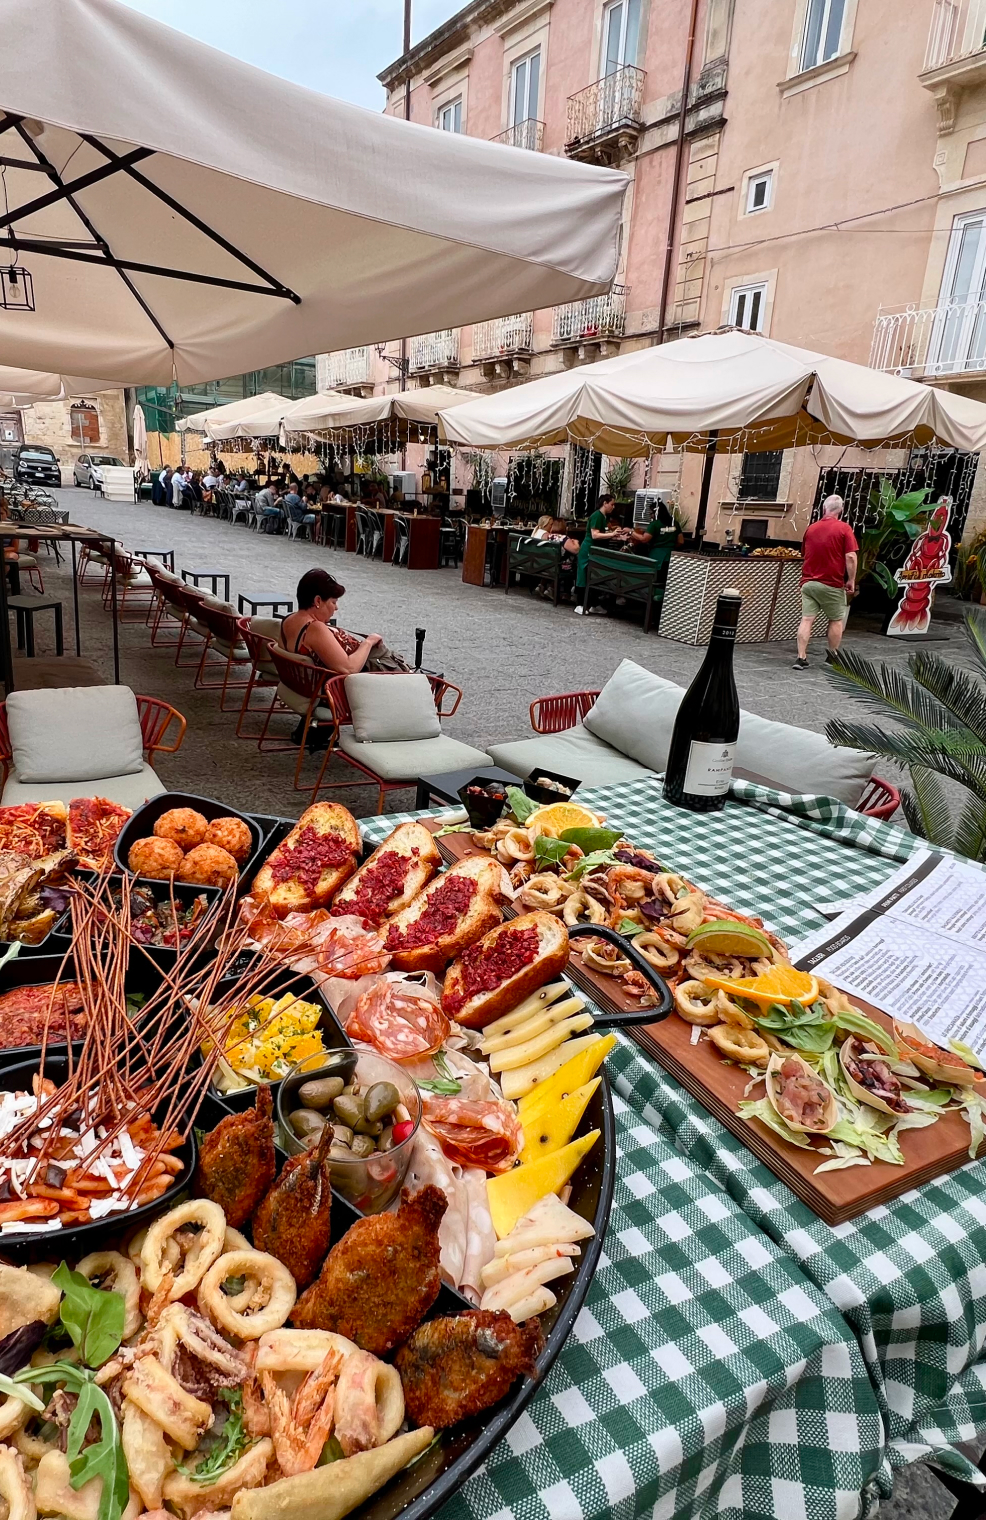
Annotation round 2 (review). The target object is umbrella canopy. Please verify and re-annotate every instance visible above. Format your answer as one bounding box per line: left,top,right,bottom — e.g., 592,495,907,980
282,385,476,439
438,330,986,456
177,391,292,438
0,363,113,407
0,0,627,387
132,402,147,475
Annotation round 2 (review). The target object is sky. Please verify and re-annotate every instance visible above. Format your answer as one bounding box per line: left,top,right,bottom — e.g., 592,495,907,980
116,0,466,110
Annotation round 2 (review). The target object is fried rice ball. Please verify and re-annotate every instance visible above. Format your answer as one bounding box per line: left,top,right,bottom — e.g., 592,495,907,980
177,842,239,887
128,836,184,880
154,807,209,850
203,815,253,864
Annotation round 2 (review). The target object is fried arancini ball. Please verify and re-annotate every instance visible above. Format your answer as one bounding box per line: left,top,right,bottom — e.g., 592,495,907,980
154,807,208,850
128,836,184,880
203,815,253,864
178,842,239,887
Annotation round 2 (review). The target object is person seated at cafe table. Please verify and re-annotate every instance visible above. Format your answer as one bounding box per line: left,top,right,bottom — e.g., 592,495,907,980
256,480,284,534
284,485,317,532
574,494,630,615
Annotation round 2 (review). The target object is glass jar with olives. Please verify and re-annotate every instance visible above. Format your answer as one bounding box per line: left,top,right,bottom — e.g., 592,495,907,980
275,1049,421,1213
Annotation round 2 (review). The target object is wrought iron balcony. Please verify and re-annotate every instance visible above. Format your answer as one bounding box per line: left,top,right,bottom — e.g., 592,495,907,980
322,347,373,390
565,66,645,164
491,118,545,151
924,0,986,71
870,300,986,379
472,313,534,361
409,330,460,374
552,285,627,347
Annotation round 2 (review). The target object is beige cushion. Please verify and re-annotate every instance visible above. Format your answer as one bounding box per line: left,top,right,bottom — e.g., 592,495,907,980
339,731,491,782
344,673,441,743
275,682,333,721
2,762,165,808
735,713,875,807
7,685,143,784
488,731,651,787
212,639,250,660
583,659,683,773
250,617,282,640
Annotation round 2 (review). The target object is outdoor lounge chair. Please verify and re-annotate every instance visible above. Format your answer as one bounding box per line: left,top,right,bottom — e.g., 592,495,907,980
234,616,281,738
487,659,901,817
321,672,491,813
0,687,186,807
191,599,252,707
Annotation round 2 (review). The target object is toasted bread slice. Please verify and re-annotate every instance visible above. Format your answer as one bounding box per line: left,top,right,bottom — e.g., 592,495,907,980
252,803,361,918
330,821,441,926
385,856,507,974
442,911,570,1029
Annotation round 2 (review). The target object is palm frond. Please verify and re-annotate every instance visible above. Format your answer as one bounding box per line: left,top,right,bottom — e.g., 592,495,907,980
825,720,986,802
900,766,954,848
953,793,986,864
964,607,986,677
908,651,986,743
826,652,956,735
899,786,927,842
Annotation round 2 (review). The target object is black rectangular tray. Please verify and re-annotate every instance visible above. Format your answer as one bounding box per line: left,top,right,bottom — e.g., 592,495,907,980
114,790,266,886
0,946,165,1070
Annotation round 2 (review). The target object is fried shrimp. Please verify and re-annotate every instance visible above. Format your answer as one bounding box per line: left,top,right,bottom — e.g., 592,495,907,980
605,865,655,907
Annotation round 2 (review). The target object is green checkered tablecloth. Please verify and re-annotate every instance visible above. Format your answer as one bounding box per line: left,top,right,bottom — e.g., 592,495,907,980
359,807,888,1519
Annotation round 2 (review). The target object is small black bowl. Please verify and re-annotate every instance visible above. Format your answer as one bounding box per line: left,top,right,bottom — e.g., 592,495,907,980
114,791,264,887
0,1053,196,1262
457,775,509,830
523,767,582,804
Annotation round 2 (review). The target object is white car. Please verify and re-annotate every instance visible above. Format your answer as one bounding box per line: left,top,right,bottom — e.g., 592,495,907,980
73,452,125,489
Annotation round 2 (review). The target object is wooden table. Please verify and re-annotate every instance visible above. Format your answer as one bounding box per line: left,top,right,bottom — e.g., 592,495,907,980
344,506,441,569
462,524,509,586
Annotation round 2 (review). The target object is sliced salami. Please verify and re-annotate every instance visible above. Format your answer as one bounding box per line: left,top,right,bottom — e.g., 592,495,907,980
346,978,450,1060
422,1097,523,1174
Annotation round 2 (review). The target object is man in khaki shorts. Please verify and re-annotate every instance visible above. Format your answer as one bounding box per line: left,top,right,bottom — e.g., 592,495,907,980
793,494,858,669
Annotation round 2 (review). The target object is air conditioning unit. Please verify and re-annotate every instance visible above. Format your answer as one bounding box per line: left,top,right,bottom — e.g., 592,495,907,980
391,471,417,498
633,488,673,527
491,477,509,512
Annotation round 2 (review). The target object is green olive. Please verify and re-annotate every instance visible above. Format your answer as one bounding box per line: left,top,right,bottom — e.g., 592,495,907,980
349,1134,376,1159
331,1124,354,1147
328,1141,353,1162
377,1126,394,1153
298,1076,345,1110
333,1093,364,1128
289,1108,326,1138
354,1115,383,1136
363,1082,401,1124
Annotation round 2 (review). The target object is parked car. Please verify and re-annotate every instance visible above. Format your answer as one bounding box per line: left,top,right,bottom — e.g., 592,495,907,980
5,444,62,487
73,452,125,489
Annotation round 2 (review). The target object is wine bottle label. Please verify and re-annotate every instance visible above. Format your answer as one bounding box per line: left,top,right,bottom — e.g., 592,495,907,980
682,740,736,797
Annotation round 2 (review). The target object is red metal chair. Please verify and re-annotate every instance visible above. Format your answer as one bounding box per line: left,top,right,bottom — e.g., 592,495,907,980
320,673,463,812
257,643,339,789
168,581,211,668
192,601,252,707
0,694,186,791
102,551,155,621
531,687,900,820
235,616,281,739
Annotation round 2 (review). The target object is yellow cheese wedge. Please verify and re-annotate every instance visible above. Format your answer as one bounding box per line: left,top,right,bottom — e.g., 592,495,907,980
488,1012,594,1073
481,981,571,1040
499,1033,603,1101
480,995,585,1055
517,1033,617,1121
519,1078,600,1162
487,1130,601,1238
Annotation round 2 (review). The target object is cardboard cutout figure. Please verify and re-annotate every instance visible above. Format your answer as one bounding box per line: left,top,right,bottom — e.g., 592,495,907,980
887,497,952,636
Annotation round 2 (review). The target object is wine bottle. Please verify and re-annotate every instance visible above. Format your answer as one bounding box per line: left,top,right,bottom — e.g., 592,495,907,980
663,589,741,812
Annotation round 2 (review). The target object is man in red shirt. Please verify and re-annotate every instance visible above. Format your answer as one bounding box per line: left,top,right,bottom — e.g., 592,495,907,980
794,494,858,669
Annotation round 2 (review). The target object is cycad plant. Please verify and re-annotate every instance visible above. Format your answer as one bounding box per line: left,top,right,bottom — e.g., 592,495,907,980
825,607,986,860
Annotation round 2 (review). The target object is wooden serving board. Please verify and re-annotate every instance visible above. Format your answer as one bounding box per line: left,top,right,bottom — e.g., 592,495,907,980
421,820,979,1225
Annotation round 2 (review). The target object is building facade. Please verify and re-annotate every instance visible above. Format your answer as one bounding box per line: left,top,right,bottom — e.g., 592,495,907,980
2,390,129,474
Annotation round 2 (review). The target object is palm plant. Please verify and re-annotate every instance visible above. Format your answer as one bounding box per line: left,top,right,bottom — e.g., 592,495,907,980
603,456,635,501
858,478,931,596
825,608,986,859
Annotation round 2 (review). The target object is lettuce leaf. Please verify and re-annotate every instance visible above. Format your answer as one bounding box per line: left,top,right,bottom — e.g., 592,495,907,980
830,1007,897,1056
957,1090,986,1159
828,1116,904,1165
737,1096,813,1149
947,1038,985,1072
565,849,621,881
506,787,537,824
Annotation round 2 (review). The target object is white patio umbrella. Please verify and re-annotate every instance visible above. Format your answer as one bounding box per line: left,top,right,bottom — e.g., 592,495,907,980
438,330,986,456
132,401,147,475
0,0,627,387
0,363,113,407
281,385,476,442
177,391,292,439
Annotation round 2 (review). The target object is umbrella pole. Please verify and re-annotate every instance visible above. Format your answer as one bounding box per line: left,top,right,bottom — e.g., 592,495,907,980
109,539,120,683
71,540,81,657
0,527,13,694
694,429,719,544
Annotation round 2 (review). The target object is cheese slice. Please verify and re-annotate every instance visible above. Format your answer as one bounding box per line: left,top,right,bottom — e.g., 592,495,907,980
487,1130,601,1238
480,995,585,1055
517,1034,616,1121
488,1012,594,1073
499,1033,603,1101
519,1078,599,1163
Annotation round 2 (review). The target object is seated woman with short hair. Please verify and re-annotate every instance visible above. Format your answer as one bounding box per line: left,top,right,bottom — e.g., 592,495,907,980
279,568,384,675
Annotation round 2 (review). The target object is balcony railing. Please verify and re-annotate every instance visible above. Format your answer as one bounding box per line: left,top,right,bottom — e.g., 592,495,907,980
322,347,373,389
409,330,460,372
472,313,534,360
491,118,545,151
566,66,645,149
552,285,628,345
924,0,986,70
870,300,986,378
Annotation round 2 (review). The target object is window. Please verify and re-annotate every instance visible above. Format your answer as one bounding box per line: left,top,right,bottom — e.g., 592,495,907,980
438,98,462,133
728,282,767,332
737,451,784,501
746,170,772,214
69,402,99,445
930,210,986,375
801,0,846,71
510,49,540,126
601,0,641,75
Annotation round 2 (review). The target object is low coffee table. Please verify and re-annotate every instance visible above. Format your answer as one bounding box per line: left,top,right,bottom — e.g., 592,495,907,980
415,764,523,811
237,593,294,616
182,568,230,600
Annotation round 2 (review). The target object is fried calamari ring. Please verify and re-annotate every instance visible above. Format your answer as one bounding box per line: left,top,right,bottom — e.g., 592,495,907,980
633,933,680,973
76,1250,142,1339
141,1199,226,1300
715,989,756,1029
0,1445,34,1520
518,874,566,912
581,940,631,976
497,828,535,864
707,1023,770,1067
673,979,721,1026
334,1348,405,1455
198,1250,296,1340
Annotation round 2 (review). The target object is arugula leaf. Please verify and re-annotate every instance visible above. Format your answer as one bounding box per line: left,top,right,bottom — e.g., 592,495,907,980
565,848,621,882
534,835,570,866
0,1372,43,1411
415,1048,462,1096
318,1435,345,1466
617,917,644,938
15,1363,128,1520
559,827,625,852
506,787,537,824
52,1263,125,1369
737,1096,813,1149
175,1390,253,1484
